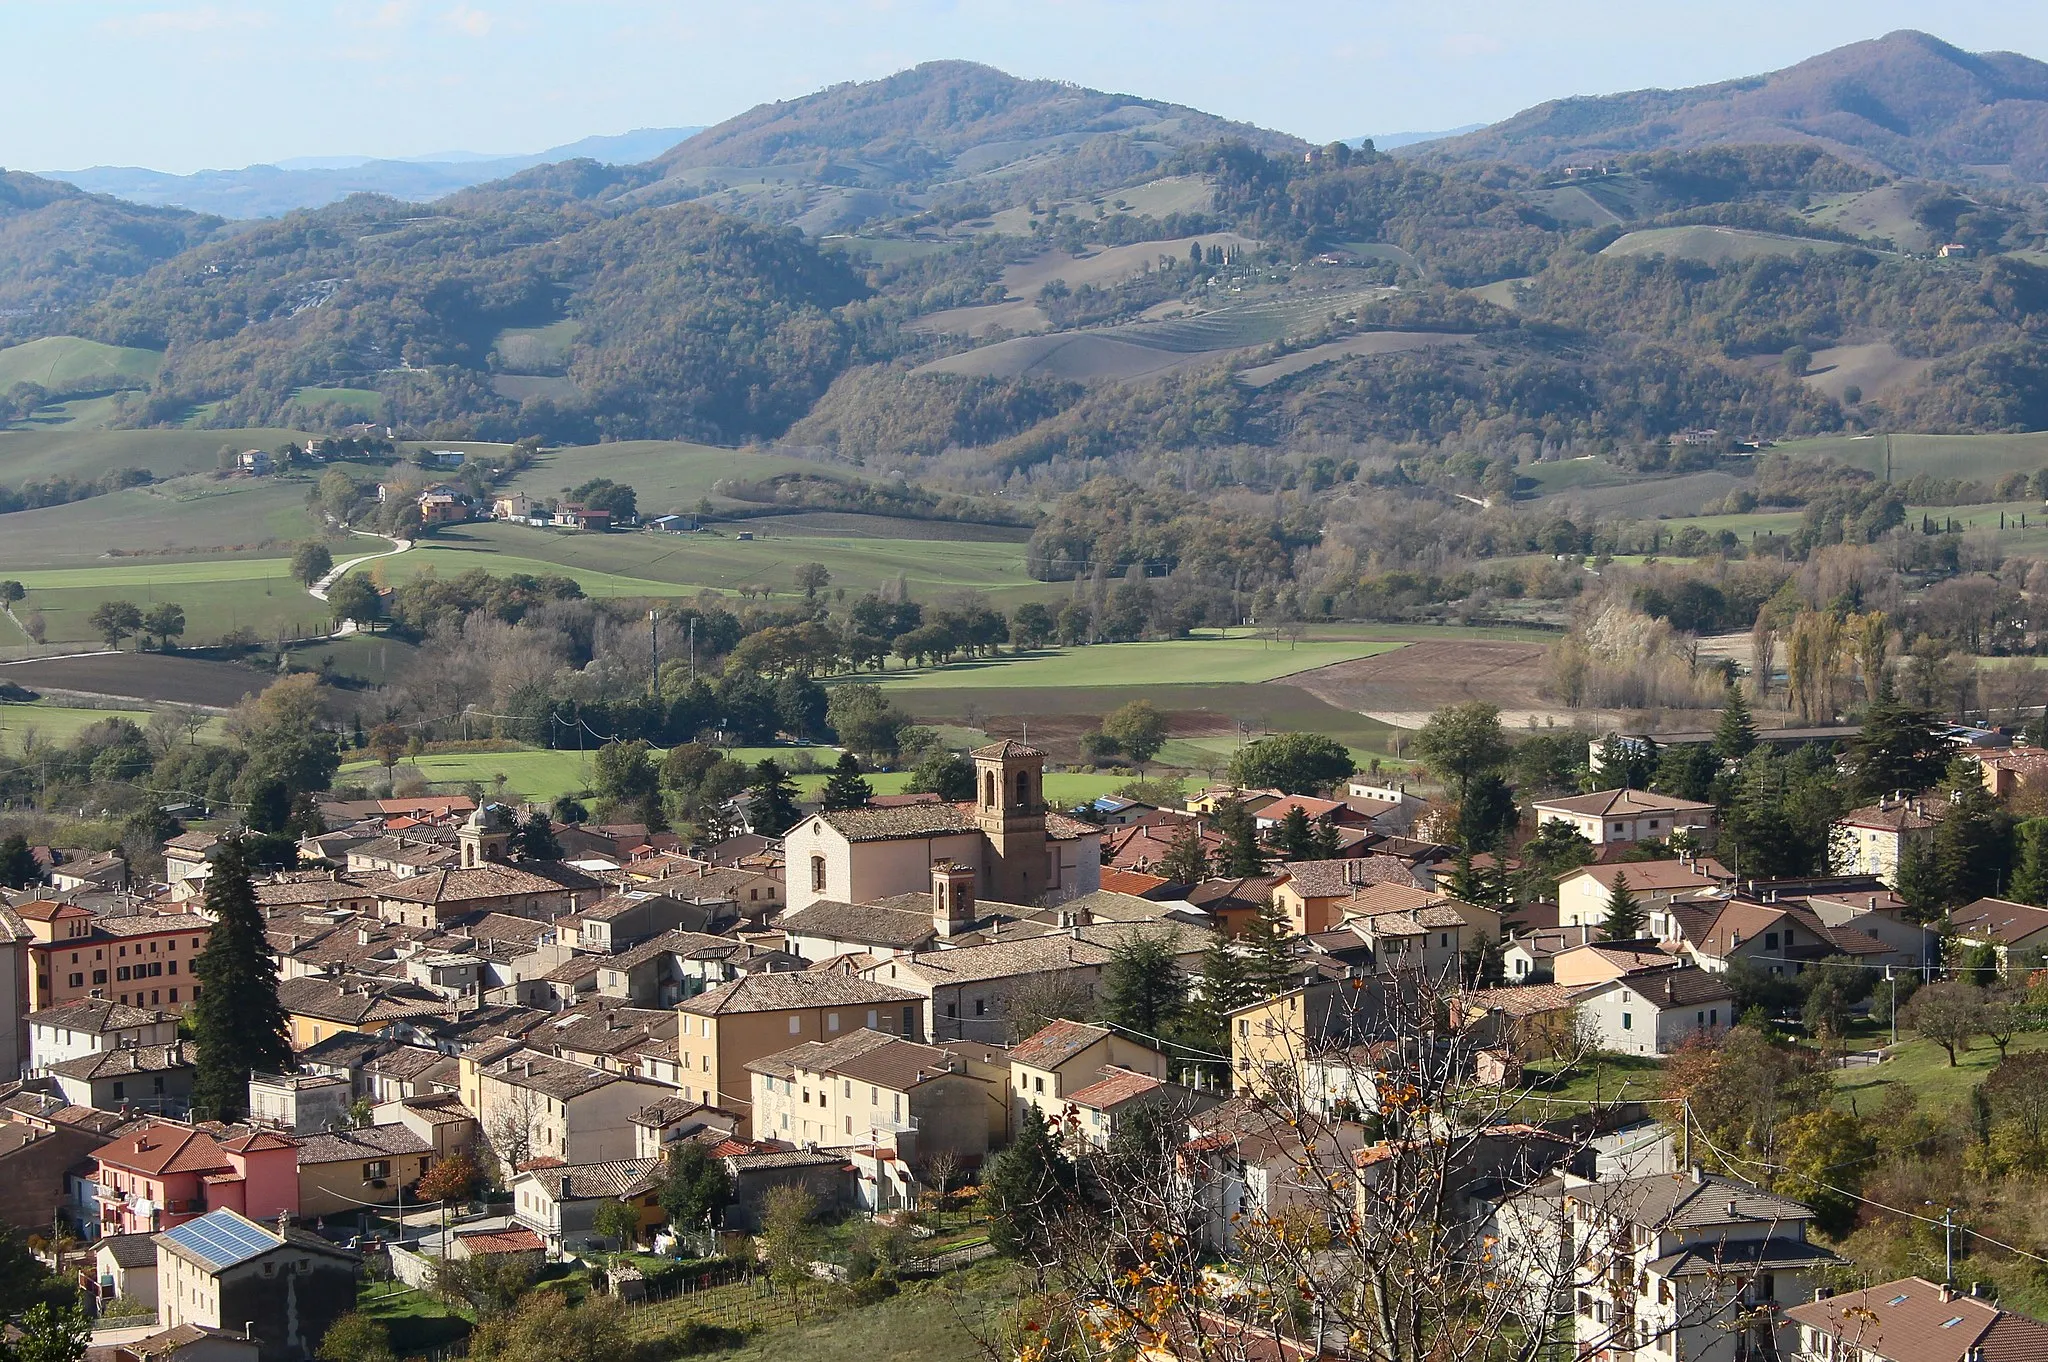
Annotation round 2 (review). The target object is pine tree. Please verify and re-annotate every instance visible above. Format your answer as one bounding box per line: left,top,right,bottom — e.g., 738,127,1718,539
0,833,39,889
2011,821,2048,907
1214,799,1265,876
1893,836,1943,923
1239,898,1296,1000
745,760,802,837
1157,822,1212,886
190,836,290,1121
1600,869,1646,941
818,753,873,811
1276,805,1317,860
980,1105,1076,1258
1193,938,1254,1046
1713,685,1758,760
1099,935,1187,1038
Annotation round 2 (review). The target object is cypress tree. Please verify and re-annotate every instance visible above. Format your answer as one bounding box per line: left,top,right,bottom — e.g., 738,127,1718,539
818,753,873,811
1214,799,1265,876
980,1105,1076,1258
745,760,802,837
1713,685,1758,760
1600,869,1647,941
2011,821,2048,907
190,835,291,1121
0,833,39,889
1893,836,1943,923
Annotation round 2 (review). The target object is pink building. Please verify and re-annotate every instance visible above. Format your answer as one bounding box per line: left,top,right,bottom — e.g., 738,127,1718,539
91,1121,299,1235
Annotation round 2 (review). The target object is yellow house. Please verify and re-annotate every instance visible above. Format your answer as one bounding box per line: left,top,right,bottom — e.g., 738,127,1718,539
1006,1019,1167,1128
1227,979,1376,1096
276,976,447,1050
1272,861,1424,936
295,1124,434,1218
674,971,922,1135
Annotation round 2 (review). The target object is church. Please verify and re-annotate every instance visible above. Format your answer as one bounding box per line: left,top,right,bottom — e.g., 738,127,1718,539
781,741,1102,914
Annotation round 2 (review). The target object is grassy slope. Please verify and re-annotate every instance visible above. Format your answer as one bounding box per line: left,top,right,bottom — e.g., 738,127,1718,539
498,440,835,514
0,426,315,487
1599,226,1861,265
0,702,155,747
1656,500,2048,553
687,1262,1023,1362
1774,432,2048,483
0,336,161,392
1831,1029,2048,1116
874,638,1405,691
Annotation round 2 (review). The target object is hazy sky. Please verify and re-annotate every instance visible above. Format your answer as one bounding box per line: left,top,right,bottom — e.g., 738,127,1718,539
10,1,2048,173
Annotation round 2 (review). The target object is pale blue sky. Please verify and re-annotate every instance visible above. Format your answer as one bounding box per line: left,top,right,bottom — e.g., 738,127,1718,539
8,1,2048,173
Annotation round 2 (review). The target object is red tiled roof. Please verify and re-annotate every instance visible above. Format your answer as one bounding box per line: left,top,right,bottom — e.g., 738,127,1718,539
1064,1068,1164,1110
455,1227,545,1255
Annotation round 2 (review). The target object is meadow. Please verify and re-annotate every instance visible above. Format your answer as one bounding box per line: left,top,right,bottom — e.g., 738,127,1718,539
0,425,316,488
0,336,161,393
874,636,1406,691
496,440,837,515
1599,225,1864,266
0,702,158,747
1773,431,2048,484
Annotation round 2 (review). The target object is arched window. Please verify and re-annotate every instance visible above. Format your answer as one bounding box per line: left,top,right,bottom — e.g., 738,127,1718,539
1015,770,1030,807
984,770,997,809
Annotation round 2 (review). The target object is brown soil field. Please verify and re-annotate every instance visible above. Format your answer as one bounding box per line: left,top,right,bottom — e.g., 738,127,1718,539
0,653,268,708
1285,639,1611,729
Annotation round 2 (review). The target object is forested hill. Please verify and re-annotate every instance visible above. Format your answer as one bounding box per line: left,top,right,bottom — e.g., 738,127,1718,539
0,171,224,316
1414,30,2048,183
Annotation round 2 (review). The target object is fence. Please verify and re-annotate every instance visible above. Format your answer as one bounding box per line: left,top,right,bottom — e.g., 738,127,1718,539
620,1266,833,1340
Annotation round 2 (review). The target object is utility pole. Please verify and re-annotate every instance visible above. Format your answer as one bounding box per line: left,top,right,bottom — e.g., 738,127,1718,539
688,616,695,686
1887,967,1898,1047
1941,1205,1957,1284
649,609,660,701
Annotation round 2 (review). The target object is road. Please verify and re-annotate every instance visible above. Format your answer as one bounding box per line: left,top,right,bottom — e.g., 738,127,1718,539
309,529,413,602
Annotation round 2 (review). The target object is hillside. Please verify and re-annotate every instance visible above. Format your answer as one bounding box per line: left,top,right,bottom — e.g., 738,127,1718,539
0,171,223,325
1415,30,2048,182
641,60,1305,229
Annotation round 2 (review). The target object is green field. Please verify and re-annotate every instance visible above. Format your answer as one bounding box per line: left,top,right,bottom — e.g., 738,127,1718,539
287,386,386,418
1774,432,2048,484
491,318,582,371
1521,457,1640,494
0,426,317,488
1831,1029,2048,1117
0,702,156,747
497,440,839,516
874,636,1405,691
376,521,1058,607
1654,499,2048,553
0,336,162,395
1601,226,1864,266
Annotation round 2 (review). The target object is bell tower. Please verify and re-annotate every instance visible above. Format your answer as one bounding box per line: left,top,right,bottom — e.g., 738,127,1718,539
459,804,514,868
972,740,1048,904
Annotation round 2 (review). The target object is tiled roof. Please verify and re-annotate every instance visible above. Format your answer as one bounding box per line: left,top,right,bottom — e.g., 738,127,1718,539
680,971,918,1016
95,1123,232,1177
747,1027,897,1080
1838,795,1949,832
1280,858,1421,898
47,1044,191,1080
26,997,165,1033
1009,1019,1110,1069
377,863,587,905
1099,869,1172,896
1064,1068,1165,1111
454,1227,545,1255
883,934,1118,987
780,899,938,950
1461,983,1598,1017
98,913,209,938
517,1156,661,1200
1562,859,1729,892
1616,965,1735,1008
829,1036,962,1091
1951,897,2048,946
98,1232,160,1268
970,739,1044,759
1534,788,1715,817
295,1125,432,1165
816,805,977,842
487,1051,626,1101
275,975,448,1025
1785,1277,2048,1362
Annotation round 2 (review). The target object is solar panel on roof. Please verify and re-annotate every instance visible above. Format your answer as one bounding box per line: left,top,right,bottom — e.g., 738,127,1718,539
163,1211,277,1269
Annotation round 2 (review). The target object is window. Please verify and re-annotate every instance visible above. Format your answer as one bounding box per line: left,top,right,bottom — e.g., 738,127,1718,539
945,1002,957,1018
901,1006,914,1035
365,1160,390,1180
1016,770,1030,806
867,1009,878,1029
810,857,826,892
167,961,177,975
789,1016,801,1034
67,973,83,989
112,1082,126,1100
843,1079,851,1099
1765,932,1779,951
827,1012,840,1033
1033,1076,1044,1094
1621,1013,1633,1030
973,997,987,1017
93,970,107,985
984,771,996,808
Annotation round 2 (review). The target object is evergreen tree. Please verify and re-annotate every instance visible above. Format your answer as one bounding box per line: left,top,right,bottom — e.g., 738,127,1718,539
1309,819,1342,859
1713,686,1758,760
0,833,39,889
1239,898,1296,1000
1932,762,2011,911
1099,935,1186,1038
1456,773,1518,851
1893,836,1944,923
1193,937,1254,1047
190,836,290,1122
517,810,562,860
818,753,873,811
2011,820,2048,907
745,759,802,837
1275,805,1318,860
1847,691,1949,802
1157,822,1212,885
1600,869,1646,941
980,1105,1076,1258
1213,799,1265,876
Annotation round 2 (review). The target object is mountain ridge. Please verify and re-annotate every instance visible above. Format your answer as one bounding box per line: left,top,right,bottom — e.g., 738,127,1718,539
1412,30,2048,182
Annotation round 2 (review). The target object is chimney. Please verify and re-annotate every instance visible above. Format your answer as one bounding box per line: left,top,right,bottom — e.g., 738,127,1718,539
1970,1282,1984,1298
1691,1165,1706,1184
1940,1284,1954,1304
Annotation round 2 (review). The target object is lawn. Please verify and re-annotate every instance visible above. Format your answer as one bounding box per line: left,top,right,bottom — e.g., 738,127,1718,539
496,440,834,515
1600,226,1863,265
19,575,329,649
0,336,161,393
0,473,325,569
1830,1029,2048,1117
675,1259,1025,1362
874,637,1406,691
0,702,157,748
1774,431,2048,484
288,386,386,418
1508,1054,1668,1117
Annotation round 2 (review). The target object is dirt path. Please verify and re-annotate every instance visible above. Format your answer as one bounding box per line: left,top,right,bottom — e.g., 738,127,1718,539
310,530,412,603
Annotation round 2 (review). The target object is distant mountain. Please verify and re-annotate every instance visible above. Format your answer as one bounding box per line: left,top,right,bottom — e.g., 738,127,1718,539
1348,125,1484,150
40,128,702,219
643,60,1304,231
1413,30,2048,181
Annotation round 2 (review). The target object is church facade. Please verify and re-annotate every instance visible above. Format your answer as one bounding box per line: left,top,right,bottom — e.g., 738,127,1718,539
782,741,1102,913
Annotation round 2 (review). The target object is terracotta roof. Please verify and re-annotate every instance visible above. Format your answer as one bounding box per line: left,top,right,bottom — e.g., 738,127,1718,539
881,933,1120,987
377,863,590,905
1838,796,1948,832
1100,869,1172,896
295,1125,432,1165
124,1323,258,1359
454,1226,546,1255
487,1051,630,1101
746,1027,898,1081
15,900,88,921
47,1044,191,1081
1461,983,1598,1017
1009,1019,1111,1069
970,739,1045,759
95,1123,231,1177
829,1036,964,1092
1784,1277,2048,1362
516,1156,661,1200
1280,857,1423,897
1064,1068,1165,1111
680,971,917,1016
1534,788,1715,817
1615,965,1735,1008
26,997,166,1033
